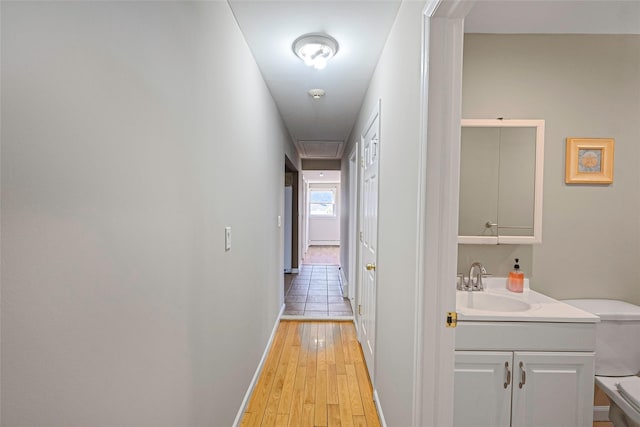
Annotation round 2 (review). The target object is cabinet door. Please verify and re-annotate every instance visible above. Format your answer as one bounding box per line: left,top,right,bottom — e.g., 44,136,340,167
454,351,513,427
511,352,595,427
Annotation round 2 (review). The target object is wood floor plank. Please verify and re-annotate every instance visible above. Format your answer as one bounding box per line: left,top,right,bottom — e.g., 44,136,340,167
327,363,339,405
283,320,299,349
242,321,380,427
327,404,341,427
337,374,354,427
291,321,303,347
246,322,289,417
354,361,380,427
274,414,288,427
261,413,276,427
277,346,300,415
348,339,365,371
352,415,367,427
340,324,353,365
345,364,365,416
303,323,318,405
326,323,336,365
315,322,328,426
239,411,256,427
302,403,315,427
287,366,306,427
263,326,295,423
333,324,347,375
298,322,310,368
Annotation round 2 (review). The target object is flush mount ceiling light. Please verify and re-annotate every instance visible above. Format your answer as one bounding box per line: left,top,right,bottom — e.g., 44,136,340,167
292,33,339,70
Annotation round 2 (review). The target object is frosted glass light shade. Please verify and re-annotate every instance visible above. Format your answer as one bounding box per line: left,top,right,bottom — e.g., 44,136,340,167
292,34,339,70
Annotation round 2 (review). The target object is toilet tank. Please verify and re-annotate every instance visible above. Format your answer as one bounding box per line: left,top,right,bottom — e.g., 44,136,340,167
563,299,640,376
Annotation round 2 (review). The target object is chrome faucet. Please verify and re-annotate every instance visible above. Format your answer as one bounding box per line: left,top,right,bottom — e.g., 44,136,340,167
457,262,488,291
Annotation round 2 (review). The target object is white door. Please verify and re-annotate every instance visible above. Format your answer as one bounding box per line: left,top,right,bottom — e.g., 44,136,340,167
511,352,595,427
454,351,512,427
358,104,380,382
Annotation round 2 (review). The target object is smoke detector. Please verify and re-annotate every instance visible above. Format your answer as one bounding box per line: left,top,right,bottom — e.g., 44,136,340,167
308,89,326,100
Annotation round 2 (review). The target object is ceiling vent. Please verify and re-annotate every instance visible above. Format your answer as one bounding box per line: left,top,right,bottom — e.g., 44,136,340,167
296,140,345,159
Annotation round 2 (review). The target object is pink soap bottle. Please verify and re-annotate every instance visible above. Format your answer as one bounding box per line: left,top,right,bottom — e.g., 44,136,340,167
507,258,524,293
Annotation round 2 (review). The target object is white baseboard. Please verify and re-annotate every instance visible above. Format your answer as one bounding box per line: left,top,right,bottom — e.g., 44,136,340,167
339,266,351,303
374,389,387,427
280,314,354,321
232,303,285,427
291,268,299,273
309,241,340,246
594,405,610,422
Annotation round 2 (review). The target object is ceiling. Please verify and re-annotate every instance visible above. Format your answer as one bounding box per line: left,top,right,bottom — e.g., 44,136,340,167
230,0,640,160
228,0,402,159
303,170,341,183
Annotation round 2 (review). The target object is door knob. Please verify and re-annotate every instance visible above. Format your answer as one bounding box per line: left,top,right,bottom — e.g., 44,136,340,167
366,263,376,271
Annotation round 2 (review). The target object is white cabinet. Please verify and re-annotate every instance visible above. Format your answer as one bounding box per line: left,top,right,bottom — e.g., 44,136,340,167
454,351,512,427
454,351,594,427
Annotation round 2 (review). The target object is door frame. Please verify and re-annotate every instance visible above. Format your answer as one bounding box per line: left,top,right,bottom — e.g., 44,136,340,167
414,0,475,425
347,142,359,309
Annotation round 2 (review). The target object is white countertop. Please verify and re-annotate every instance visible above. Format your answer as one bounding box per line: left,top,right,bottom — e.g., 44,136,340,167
456,277,600,323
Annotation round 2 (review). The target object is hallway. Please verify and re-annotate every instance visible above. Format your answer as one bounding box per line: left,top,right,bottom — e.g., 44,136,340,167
240,320,380,427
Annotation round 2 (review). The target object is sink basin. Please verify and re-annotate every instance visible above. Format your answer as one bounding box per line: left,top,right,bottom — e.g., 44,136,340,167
457,292,531,312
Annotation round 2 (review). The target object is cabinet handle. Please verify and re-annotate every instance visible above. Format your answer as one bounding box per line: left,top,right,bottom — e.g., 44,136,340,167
519,361,526,389
504,361,511,389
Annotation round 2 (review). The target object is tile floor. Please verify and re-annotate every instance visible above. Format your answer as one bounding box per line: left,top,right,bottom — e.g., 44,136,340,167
283,264,353,317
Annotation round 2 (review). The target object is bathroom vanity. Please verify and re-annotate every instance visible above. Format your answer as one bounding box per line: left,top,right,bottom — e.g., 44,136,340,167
454,278,599,427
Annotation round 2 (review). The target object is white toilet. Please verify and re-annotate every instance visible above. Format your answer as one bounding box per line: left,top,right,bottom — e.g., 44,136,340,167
563,299,640,427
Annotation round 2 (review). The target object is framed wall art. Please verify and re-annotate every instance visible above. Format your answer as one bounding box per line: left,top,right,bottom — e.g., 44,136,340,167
565,137,614,184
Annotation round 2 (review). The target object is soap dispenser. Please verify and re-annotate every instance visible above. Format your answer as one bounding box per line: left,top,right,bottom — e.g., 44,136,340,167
507,258,524,293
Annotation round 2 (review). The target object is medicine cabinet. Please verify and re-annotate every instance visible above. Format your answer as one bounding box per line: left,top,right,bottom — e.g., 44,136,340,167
458,119,544,244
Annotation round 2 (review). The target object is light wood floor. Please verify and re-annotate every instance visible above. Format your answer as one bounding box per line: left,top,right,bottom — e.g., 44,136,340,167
302,246,340,265
241,321,380,427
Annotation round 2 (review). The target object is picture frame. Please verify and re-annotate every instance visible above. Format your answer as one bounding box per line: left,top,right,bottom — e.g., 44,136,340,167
565,137,614,184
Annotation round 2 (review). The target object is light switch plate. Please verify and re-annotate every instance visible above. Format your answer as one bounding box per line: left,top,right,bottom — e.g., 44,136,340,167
225,227,231,251
277,215,282,228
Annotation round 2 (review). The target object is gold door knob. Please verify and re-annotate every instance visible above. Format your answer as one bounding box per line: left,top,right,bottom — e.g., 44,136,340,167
366,263,376,271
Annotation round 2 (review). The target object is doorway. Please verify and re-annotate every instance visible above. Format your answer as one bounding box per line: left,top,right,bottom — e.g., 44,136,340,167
301,170,341,263
284,156,299,273
282,169,353,318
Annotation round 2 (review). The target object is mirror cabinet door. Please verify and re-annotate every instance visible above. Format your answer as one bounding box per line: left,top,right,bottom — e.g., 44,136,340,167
459,127,500,238
497,127,536,237
459,119,544,244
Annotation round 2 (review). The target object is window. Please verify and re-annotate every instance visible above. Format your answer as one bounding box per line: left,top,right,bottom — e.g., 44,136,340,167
309,189,336,217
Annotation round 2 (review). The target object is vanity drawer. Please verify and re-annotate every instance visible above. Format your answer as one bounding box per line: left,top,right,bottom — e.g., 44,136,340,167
456,321,596,352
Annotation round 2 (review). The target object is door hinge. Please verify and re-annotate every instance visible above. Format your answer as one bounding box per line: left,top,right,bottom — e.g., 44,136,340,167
358,304,363,315
446,311,458,328
360,158,364,168
359,231,363,242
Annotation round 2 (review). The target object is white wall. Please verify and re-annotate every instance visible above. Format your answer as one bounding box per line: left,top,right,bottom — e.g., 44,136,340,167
308,183,340,245
1,2,297,425
460,34,640,305
341,1,424,424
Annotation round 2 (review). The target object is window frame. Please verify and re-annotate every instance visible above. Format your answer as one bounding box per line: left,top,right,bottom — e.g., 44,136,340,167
309,187,337,218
